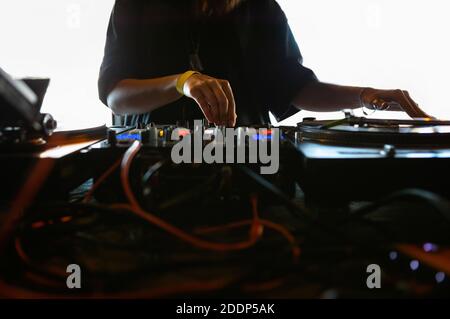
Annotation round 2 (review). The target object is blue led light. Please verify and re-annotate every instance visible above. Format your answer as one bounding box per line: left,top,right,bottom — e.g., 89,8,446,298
389,251,398,261
410,260,420,271
252,134,285,141
116,133,142,141
252,134,273,141
423,243,438,253
435,272,446,283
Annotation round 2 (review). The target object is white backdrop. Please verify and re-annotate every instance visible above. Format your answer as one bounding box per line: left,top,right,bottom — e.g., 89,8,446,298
276,0,450,125
0,0,449,128
0,0,114,129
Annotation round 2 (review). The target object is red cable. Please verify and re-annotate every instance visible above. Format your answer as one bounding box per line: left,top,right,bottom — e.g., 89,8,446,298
117,141,300,260
0,157,56,253
249,194,264,240
83,158,122,203
195,192,301,261
0,274,236,299
117,141,261,252
2,140,299,298
195,219,301,261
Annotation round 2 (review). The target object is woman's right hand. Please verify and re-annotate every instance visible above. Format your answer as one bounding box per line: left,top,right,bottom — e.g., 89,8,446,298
183,73,237,127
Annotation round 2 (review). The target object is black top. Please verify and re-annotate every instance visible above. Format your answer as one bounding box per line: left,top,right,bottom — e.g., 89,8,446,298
98,0,318,126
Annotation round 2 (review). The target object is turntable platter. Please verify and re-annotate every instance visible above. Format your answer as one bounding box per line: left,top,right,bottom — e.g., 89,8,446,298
52,124,107,144
297,118,450,146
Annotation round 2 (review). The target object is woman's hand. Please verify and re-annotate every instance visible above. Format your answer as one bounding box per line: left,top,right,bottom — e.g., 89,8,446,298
183,73,237,127
361,88,433,119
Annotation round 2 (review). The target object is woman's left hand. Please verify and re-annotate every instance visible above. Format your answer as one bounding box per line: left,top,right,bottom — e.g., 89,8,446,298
361,88,434,119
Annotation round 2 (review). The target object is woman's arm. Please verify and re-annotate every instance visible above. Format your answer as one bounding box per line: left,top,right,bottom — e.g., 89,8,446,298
292,82,363,112
293,81,433,118
107,75,181,116
107,73,237,127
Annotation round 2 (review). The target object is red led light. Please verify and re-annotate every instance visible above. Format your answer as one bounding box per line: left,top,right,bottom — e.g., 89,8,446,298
61,216,73,223
178,129,191,137
31,221,46,229
260,129,272,136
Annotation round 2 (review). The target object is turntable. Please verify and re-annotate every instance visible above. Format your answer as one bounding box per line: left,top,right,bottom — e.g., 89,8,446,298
0,67,109,201
296,117,450,147
290,116,450,202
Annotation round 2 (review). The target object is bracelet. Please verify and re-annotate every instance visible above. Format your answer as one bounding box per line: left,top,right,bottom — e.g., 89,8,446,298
371,98,390,111
176,71,200,95
360,88,377,116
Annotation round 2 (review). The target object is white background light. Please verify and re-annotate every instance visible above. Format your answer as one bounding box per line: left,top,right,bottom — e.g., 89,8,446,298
0,0,114,129
277,0,450,125
0,0,448,128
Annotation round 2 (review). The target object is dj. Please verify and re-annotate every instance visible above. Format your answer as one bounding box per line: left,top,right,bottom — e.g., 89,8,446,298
98,0,432,127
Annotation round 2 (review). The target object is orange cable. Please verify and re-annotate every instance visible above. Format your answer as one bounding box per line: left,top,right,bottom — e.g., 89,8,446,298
117,141,261,252
0,156,56,253
0,275,235,299
196,219,301,261
2,140,299,298
83,158,122,203
117,141,300,260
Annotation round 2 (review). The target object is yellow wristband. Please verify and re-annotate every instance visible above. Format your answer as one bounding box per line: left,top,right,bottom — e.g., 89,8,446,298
176,71,200,95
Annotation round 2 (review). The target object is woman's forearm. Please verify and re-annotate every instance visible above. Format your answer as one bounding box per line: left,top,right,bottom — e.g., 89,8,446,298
293,81,431,119
106,74,182,115
293,81,364,112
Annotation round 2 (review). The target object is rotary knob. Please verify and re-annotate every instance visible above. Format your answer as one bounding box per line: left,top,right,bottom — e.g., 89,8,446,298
40,113,57,136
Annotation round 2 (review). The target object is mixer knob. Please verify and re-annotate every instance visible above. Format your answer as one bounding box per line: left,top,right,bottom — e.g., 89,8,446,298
107,129,117,146
148,126,159,147
381,144,396,158
40,113,57,136
140,130,150,144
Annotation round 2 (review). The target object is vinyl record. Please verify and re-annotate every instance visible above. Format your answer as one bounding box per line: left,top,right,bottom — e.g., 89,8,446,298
297,117,450,146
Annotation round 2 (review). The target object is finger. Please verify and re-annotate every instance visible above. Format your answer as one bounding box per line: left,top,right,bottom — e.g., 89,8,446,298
199,84,220,124
386,90,422,119
192,93,214,124
397,91,428,118
402,91,434,119
221,81,237,127
207,80,228,125
398,90,423,117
